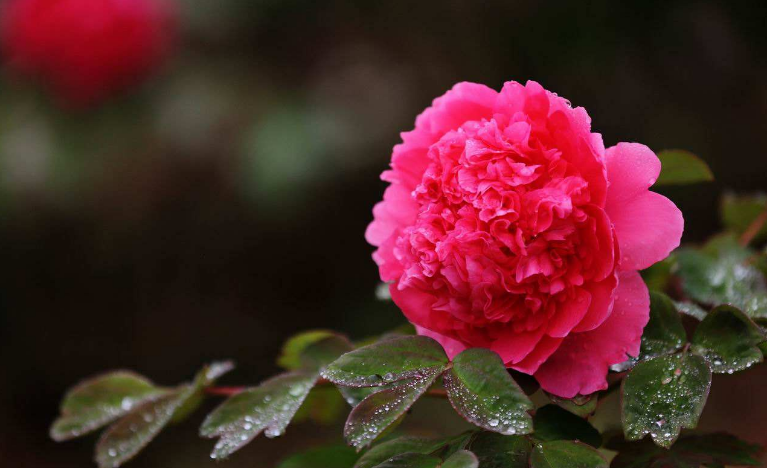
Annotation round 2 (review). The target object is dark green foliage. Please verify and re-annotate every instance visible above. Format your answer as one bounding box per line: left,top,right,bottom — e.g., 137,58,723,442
532,404,602,448
529,441,608,468
322,336,449,387
654,150,713,186
622,354,711,448
609,433,762,467
444,348,533,435
691,305,766,373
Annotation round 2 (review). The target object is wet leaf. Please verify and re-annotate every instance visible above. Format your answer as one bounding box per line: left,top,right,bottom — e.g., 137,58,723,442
441,450,478,468
690,305,765,373
676,234,767,319
444,348,533,436
340,385,384,407
529,441,608,468
299,334,355,372
674,301,707,321
345,374,441,450
655,150,713,185
355,436,454,468
609,432,762,467
292,385,346,424
95,388,192,468
621,353,711,448
372,453,442,468
641,256,675,291
95,361,232,468
532,405,602,448
640,292,687,360
547,393,598,418
51,371,167,441
322,336,448,388
200,372,317,459
277,444,359,468
277,330,342,370
467,432,532,468
721,192,767,244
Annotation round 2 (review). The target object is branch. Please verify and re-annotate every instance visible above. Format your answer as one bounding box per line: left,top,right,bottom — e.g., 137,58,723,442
740,206,767,247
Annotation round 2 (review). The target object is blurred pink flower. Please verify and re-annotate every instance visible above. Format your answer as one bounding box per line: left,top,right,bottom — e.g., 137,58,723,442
1,0,175,106
366,81,683,397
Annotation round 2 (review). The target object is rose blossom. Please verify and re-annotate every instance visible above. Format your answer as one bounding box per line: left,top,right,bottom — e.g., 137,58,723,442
1,0,175,106
366,80,683,398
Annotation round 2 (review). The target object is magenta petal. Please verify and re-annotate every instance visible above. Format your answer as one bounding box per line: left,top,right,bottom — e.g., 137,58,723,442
570,272,617,333
415,326,467,360
511,335,563,375
533,270,649,398
490,326,546,365
365,183,418,246
390,284,440,333
605,143,684,271
546,288,591,338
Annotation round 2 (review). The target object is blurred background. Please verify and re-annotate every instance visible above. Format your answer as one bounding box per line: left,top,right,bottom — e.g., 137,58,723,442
1,0,767,466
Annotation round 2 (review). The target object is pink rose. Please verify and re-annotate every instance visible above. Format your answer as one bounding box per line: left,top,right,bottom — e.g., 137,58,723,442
1,0,175,106
366,81,683,398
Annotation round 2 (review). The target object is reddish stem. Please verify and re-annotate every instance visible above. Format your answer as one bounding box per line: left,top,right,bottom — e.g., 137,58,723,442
204,386,247,397
740,206,767,247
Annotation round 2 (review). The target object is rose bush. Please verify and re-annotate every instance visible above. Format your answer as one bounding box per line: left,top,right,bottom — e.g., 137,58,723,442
366,80,684,397
1,0,175,106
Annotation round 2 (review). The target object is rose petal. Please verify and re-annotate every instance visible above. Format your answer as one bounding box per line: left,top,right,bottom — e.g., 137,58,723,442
605,143,684,271
533,270,649,397
415,325,467,360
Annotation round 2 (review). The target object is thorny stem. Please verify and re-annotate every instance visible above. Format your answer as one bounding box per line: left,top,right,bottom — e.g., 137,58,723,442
740,206,767,247
204,379,451,399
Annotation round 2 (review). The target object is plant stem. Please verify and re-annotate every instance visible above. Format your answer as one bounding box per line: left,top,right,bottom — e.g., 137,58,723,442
740,206,767,247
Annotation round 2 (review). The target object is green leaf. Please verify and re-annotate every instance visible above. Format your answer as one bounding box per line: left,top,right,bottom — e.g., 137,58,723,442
277,330,338,370
641,256,675,291
50,371,168,441
532,405,602,448
721,192,767,244
676,234,767,319
444,348,533,435
277,444,360,468
621,353,711,448
340,385,383,407
371,453,442,468
641,292,687,360
467,432,532,468
441,450,479,468
674,301,708,321
200,371,318,459
292,385,346,424
95,362,232,468
322,336,449,387
547,394,598,418
609,433,762,467
345,374,441,450
690,305,765,373
355,436,454,468
298,334,355,372
529,441,608,468
655,150,713,185
171,361,236,424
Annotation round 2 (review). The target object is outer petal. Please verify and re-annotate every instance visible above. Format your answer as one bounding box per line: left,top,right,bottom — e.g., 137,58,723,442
490,326,546,365
605,143,684,271
511,335,563,375
533,270,649,398
415,325,467,360
365,183,418,246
